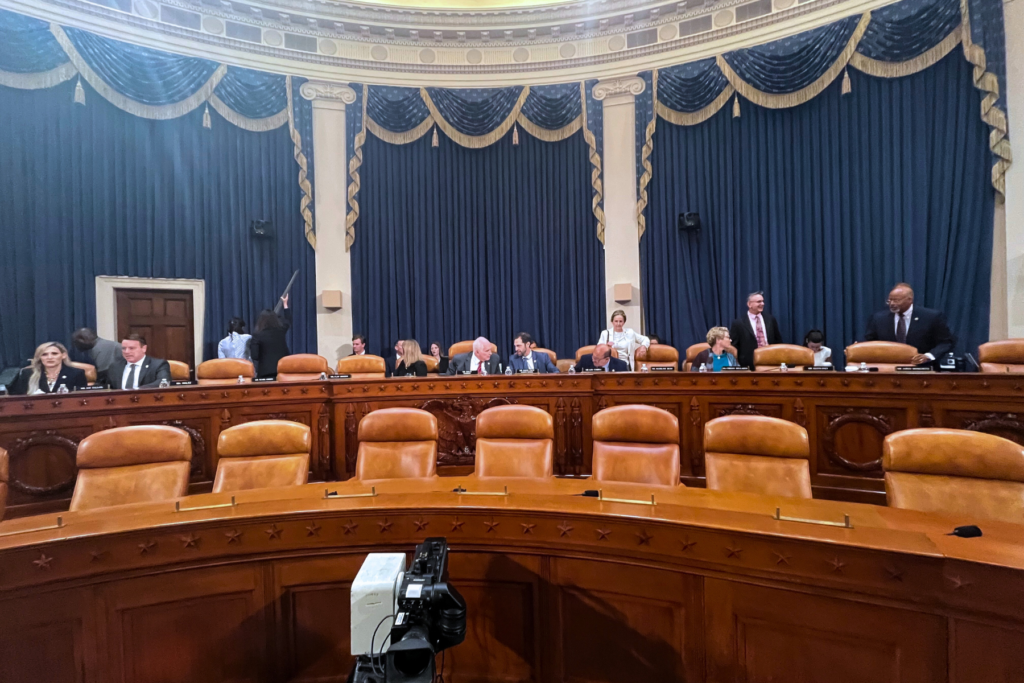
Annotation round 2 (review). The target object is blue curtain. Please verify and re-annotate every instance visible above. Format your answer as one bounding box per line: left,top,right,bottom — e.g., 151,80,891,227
640,51,993,358
0,78,315,366
351,128,603,360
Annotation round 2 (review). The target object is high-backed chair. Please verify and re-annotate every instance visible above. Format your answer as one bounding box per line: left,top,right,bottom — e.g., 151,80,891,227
591,405,680,486
883,429,1024,523
978,339,1024,373
448,340,498,358
753,344,814,371
533,348,558,365
703,415,812,498
0,447,8,521
424,356,439,373
197,358,255,385
643,344,679,370
168,360,191,381
844,341,917,372
65,361,98,385
356,408,438,480
213,420,311,493
337,354,387,379
683,343,707,372
70,425,192,512
575,345,620,362
277,354,331,382
556,359,576,374
474,405,554,479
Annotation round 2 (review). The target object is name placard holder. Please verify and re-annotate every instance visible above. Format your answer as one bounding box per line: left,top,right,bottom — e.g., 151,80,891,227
773,507,852,528
175,496,236,512
0,516,64,538
598,490,656,506
325,486,377,499
453,485,509,497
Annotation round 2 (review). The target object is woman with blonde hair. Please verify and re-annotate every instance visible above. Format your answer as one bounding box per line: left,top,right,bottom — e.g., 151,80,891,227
395,340,428,377
11,342,87,394
597,309,650,370
690,327,739,372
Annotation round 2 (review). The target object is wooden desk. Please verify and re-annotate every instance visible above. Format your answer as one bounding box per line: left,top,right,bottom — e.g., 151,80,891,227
1,372,1022,517
0,479,1021,682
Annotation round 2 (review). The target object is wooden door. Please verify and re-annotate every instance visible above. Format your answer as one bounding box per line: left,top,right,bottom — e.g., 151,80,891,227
116,289,195,367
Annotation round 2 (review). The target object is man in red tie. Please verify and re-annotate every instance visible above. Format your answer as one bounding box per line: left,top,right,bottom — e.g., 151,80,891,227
728,291,783,369
445,337,502,375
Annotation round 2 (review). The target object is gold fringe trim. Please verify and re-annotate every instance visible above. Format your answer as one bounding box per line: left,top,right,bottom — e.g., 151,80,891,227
421,86,530,149
580,81,606,244
208,94,288,132
516,112,582,142
346,83,369,251
849,27,961,78
656,84,736,126
367,114,435,145
0,62,77,90
636,69,658,240
286,76,315,249
959,0,1010,199
717,11,870,109
51,24,226,119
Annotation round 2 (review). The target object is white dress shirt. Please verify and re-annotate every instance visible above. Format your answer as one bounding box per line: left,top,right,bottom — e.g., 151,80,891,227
522,352,535,370
121,356,147,390
748,312,766,339
469,355,485,373
894,305,913,336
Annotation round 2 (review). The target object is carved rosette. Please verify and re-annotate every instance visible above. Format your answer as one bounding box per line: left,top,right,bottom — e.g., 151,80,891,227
418,396,517,467
823,409,893,472
6,431,80,496
160,420,207,480
962,413,1024,444
716,404,763,418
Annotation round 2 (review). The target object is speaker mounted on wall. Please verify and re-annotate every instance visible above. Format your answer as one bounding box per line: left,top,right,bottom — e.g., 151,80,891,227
251,220,274,238
677,212,701,234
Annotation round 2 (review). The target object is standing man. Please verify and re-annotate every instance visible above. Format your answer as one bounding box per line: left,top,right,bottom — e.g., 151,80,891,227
350,334,368,356
864,283,956,364
446,337,502,375
729,291,782,369
508,333,558,374
104,334,171,390
71,328,122,378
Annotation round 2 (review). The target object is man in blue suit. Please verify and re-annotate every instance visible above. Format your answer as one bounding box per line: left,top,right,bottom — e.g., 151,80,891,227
573,343,630,372
864,283,956,365
508,333,559,374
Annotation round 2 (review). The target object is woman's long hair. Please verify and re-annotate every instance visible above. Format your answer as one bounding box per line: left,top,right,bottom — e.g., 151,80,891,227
402,340,424,366
254,310,282,334
27,341,67,392
429,341,444,359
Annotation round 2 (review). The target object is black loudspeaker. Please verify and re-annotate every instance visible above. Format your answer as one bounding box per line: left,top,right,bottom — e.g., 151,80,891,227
251,220,274,238
678,212,701,233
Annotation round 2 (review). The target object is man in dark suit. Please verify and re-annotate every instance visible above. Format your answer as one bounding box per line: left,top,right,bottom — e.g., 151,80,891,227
508,333,559,374
446,337,503,375
729,291,782,369
573,344,630,372
350,334,368,356
864,283,956,364
104,334,172,390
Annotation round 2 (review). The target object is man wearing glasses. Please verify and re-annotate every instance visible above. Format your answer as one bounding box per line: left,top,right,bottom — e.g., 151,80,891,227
864,283,956,365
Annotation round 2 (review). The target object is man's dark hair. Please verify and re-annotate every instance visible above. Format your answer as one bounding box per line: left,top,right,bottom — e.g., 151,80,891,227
72,328,98,350
804,329,825,345
227,317,247,335
124,333,147,346
648,334,661,344
353,333,367,345
514,332,534,346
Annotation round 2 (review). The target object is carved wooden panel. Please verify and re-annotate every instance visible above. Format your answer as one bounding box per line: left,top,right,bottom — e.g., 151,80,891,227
0,591,90,683
3,430,81,498
816,407,906,477
418,396,517,467
952,620,1024,683
709,402,783,419
953,411,1024,446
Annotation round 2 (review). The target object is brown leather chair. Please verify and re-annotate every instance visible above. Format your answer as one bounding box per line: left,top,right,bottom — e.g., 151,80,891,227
423,356,439,373
213,420,311,493
197,358,255,385
70,425,192,512
683,343,707,372
844,341,917,372
356,408,438,480
474,405,554,479
0,446,8,521
337,354,386,379
883,429,1024,523
277,354,331,382
556,359,575,373
168,360,191,381
65,361,98,385
978,339,1024,373
533,348,558,365
591,405,680,486
448,340,497,358
753,344,814,371
643,344,679,370
575,345,619,362
704,415,812,498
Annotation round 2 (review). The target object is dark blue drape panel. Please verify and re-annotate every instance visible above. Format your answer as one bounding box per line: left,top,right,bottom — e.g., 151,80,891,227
641,52,993,359
352,129,604,360
0,79,315,366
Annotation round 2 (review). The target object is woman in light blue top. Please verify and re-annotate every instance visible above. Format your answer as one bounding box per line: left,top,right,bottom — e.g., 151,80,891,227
218,317,251,360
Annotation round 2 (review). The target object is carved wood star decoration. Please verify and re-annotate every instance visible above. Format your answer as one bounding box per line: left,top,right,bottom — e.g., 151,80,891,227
946,574,972,590
265,524,283,540
306,522,321,537
827,556,846,573
450,518,464,531
180,533,200,549
635,530,653,546
557,522,574,537
138,540,157,555
414,518,430,531
343,520,359,535
378,518,393,533
33,553,53,570
521,523,536,534
679,538,697,553
225,529,243,544
484,520,500,533
595,528,611,540
884,565,904,581
725,545,743,559
772,551,791,566
88,550,106,562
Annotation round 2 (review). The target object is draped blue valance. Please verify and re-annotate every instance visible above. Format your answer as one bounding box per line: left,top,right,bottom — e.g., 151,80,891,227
426,86,525,136
214,68,288,120
658,58,730,113
521,83,583,130
367,86,432,133
857,0,961,61
0,10,67,73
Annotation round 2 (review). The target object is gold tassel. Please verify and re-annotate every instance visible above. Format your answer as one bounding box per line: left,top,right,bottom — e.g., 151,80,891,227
73,76,85,105
732,94,740,118
841,67,851,95
202,104,212,129
512,122,519,146
431,124,438,147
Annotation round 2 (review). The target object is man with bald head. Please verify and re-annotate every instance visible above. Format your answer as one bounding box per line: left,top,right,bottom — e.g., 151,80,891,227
446,336,503,375
864,283,956,365
573,343,630,372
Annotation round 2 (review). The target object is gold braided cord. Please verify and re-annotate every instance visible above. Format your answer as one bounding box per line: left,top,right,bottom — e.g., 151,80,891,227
51,24,227,119
208,94,288,132
656,84,735,126
959,0,1010,198
717,11,871,109
517,112,581,142
346,84,369,251
580,81,606,244
636,69,658,239
286,76,315,249
849,27,961,78
0,62,77,90
366,114,434,144
421,86,530,148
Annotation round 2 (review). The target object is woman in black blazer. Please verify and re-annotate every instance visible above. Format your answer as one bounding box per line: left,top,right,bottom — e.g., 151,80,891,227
11,342,87,395
250,295,292,379
395,340,428,377
428,341,449,374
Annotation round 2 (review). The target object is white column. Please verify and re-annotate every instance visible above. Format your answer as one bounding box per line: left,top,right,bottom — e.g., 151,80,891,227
300,81,357,364
1002,0,1024,340
594,77,646,330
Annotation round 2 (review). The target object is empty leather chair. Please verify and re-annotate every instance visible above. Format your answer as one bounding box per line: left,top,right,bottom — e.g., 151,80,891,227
978,339,1024,373
704,415,812,498
575,345,619,362
556,359,576,374
0,446,7,521
423,356,439,373
70,425,192,512
753,344,814,371
197,358,255,385
337,354,386,379
168,360,191,381
65,361,98,385
592,405,680,486
533,348,558,365
683,343,707,372
643,344,679,370
276,354,331,382
844,341,917,372
448,340,497,357
474,405,554,478
883,429,1024,523
213,420,311,493
356,408,438,480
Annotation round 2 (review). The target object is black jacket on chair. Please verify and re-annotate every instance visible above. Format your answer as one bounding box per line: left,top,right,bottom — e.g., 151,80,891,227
11,364,87,394
864,306,956,359
250,307,292,379
729,313,783,368
104,357,172,390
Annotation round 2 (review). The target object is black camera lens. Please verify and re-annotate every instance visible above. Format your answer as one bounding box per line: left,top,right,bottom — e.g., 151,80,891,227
392,648,432,677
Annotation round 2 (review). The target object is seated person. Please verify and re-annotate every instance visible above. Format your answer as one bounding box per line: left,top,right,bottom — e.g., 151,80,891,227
395,340,428,377
446,337,502,375
350,334,368,356
386,338,404,377
71,328,121,378
105,334,172,389
574,343,630,372
690,327,739,372
804,329,831,365
11,342,87,394
218,317,251,360
508,333,558,373
429,341,449,374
